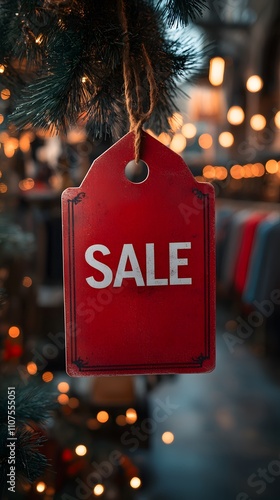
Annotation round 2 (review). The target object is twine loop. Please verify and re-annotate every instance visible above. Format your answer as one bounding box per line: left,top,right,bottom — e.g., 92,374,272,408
119,0,157,164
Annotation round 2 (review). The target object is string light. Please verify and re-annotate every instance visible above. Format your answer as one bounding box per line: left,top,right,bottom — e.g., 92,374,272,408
209,57,225,86
75,445,87,456
169,133,187,153
227,106,245,125
19,178,35,191
116,415,127,426
57,382,70,393
8,326,20,338
215,166,228,180
96,411,109,423
22,276,32,287
274,111,280,129
57,394,69,405
198,133,213,149
246,75,263,92
0,114,4,124
203,165,215,180
0,183,8,193
265,159,279,174
42,371,54,382
126,408,137,424
181,123,197,139
162,431,174,444
251,163,265,177
130,477,141,489
93,484,104,496
0,64,5,73
68,397,79,409
230,165,244,180
218,132,234,148
250,114,266,131
27,362,37,375
157,132,171,146
36,482,46,493
87,418,100,430
1,88,10,100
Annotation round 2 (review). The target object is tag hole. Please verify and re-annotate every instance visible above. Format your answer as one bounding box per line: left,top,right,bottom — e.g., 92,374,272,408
125,160,149,183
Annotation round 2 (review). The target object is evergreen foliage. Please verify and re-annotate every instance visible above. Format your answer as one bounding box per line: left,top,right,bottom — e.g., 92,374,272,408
0,0,208,139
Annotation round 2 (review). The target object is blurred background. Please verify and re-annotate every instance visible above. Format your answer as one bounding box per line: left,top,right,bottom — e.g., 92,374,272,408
1,0,280,499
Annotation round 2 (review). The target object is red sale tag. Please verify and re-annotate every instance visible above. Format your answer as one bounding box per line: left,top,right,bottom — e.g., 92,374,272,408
62,131,215,375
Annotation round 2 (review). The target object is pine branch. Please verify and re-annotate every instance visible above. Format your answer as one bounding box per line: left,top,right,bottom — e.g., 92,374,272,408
1,0,209,139
156,0,208,26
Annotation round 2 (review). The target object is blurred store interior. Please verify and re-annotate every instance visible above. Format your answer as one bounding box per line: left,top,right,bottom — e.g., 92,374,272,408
1,0,280,499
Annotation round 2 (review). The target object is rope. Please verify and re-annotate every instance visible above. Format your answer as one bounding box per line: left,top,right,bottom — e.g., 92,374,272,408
119,0,157,164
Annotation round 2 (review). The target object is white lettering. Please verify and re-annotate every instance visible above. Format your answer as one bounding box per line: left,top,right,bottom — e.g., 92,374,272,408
146,243,168,286
85,242,192,288
85,244,113,288
114,244,145,287
169,242,192,285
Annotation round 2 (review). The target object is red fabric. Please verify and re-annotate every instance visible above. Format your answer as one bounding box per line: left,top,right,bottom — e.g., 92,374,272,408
234,213,267,295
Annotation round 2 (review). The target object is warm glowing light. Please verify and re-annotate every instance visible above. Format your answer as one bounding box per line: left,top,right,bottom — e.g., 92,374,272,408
75,445,87,456
4,143,15,158
265,159,278,174
126,408,137,424
57,382,70,393
209,57,225,86
169,133,187,153
36,482,46,493
19,134,31,153
42,371,54,383
130,477,141,489
22,276,32,287
35,34,43,44
227,106,245,125
97,411,109,423
250,114,266,131
243,164,252,178
27,362,38,375
181,123,197,139
0,114,4,124
251,163,265,177
157,132,171,146
81,76,87,83
246,75,263,93
203,165,215,179
57,394,69,405
0,65,5,73
0,183,8,193
195,175,204,182
274,111,280,129
19,178,35,191
116,415,127,426
168,112,183,132
1,89,10,100
68,397,79,409
218,132,234,148
162,431,175,444
8,326,20,338
87,418,100,430
198,133,213,149
215,166,228,180
93,484,104,496
230,164,244,180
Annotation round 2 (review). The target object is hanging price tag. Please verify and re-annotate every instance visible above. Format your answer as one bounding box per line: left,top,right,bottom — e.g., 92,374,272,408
62,131,215,376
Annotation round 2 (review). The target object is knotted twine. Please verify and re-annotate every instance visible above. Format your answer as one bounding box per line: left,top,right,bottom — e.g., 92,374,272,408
118,0,158,164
